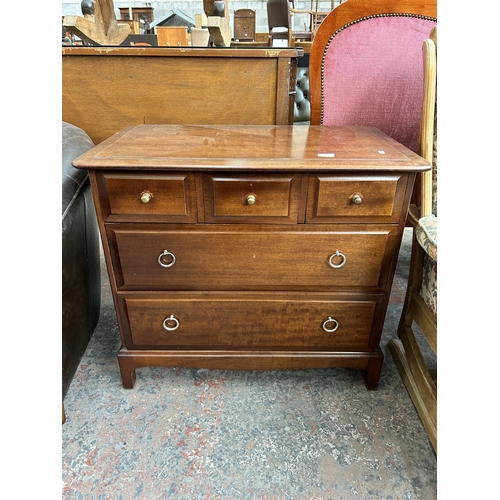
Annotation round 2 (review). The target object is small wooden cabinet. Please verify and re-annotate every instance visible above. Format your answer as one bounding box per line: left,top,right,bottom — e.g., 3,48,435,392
73,124,430,390
234,9,256,41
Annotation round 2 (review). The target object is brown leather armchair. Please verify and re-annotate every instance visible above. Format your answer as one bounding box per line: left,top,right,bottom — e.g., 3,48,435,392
62,121,101,422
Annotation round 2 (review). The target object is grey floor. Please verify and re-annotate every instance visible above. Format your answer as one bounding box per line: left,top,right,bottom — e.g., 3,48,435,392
62,228,437,499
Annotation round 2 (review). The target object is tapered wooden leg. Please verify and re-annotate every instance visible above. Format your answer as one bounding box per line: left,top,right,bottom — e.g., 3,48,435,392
364,351,384,390
62,403,66,424
117,354,136,389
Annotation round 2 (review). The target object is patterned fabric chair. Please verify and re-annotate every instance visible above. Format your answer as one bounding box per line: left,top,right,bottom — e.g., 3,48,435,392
309,0,437,154
389,27,438,453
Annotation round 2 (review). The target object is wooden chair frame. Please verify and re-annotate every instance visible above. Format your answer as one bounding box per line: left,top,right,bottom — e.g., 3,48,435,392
389,27,437,453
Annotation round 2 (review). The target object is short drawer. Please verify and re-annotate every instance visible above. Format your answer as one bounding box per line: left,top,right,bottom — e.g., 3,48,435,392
306,174,408,223
203,173,303,223
109,224,397,291
122,294,378,349
96,172,197,222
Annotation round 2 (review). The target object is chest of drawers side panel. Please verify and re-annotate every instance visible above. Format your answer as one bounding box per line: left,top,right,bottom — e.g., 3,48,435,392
88,171,132,348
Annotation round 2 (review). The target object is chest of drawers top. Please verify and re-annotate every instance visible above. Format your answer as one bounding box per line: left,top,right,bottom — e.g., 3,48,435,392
73,124,430,172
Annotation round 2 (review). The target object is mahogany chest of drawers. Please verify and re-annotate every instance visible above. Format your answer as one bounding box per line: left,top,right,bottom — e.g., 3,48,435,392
73,124,430,389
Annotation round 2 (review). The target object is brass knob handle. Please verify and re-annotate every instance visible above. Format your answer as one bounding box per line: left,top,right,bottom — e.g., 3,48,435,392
351,194,363,205
322,316,339,333
246,194,256,205
163,314,179,331
140,191,152,203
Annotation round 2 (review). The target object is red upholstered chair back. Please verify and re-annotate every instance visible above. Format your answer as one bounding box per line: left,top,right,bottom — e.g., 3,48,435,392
309,0,437,153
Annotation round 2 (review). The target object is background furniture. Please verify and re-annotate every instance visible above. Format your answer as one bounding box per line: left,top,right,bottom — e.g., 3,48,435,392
117,19,140,34
63,0,131,46
290,0,341,40
389,27,438,452
73,124,430,390
155,26,189,46
294,66,310,122
267,0,312,46
120,34,158,46
62,122,101,422
267,0,293,46
234,9,256,41
309,0,437,154
118,6,154,26
62,46,303,145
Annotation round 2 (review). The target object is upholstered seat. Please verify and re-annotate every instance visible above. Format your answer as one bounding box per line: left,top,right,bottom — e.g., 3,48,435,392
416,215,437,261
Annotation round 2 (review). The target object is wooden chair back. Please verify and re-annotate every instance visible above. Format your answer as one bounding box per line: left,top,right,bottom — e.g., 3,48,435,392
419,27,437,217
267,0,293,45
309,0,436,153
267,0,291,30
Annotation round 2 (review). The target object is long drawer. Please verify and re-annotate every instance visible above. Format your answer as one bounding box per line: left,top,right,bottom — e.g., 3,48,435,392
121,293,379,349
109,224,398,290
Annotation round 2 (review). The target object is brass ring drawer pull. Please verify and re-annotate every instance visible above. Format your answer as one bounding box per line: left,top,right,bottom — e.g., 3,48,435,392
158,249,176,268
163,314,179,331
328,250,346,269
322,316,339,333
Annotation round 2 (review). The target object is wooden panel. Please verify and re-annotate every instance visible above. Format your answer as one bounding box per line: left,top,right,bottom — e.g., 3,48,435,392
123,294,378,349
99,172,197,223
110,224,395,290
204,173,302,223
62,48,302,144
156,26,188,46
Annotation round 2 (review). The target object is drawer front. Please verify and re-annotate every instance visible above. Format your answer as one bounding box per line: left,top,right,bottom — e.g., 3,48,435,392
306,174,408,223
203,173,303,223
110,224,396,290
98,172,197,222
123,295,378,349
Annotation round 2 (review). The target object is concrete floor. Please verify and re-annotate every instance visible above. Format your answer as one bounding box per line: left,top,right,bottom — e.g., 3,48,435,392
62,228,437,499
